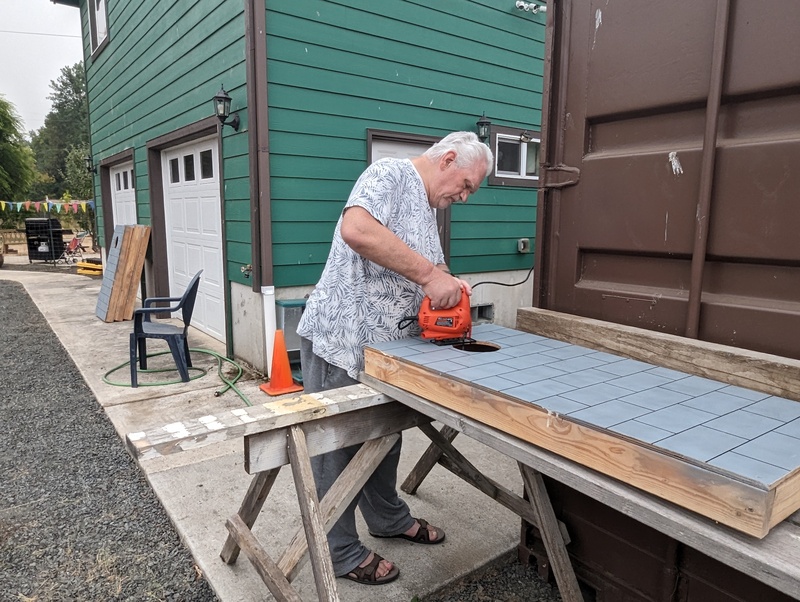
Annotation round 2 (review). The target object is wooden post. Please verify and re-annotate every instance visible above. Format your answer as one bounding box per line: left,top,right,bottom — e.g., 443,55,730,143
287,425,339,602
278,434,399,582
519,463,583,602
225,514,304,602
401,424,459,494
220,467,280,564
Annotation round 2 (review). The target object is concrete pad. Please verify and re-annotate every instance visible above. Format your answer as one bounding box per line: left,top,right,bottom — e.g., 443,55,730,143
0,268,522,601
144,427,520,602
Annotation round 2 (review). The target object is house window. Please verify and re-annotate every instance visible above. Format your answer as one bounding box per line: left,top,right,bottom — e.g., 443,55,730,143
89,0,109,55
488,125,541,188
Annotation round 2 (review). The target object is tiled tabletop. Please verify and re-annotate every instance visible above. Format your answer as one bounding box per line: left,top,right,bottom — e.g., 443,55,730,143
370,324,800,487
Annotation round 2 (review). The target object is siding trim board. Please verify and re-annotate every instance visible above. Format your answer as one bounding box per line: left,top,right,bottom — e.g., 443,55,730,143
145,117,220,299
246,0,273,289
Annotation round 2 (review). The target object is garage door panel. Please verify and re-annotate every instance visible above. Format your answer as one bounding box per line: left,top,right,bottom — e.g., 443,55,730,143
162,138,226,343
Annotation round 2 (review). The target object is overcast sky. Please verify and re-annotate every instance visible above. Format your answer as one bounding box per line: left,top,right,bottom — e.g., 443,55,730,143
0,0,84,135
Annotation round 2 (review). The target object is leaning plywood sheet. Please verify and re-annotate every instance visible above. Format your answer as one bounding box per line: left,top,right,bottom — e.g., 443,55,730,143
364,324,800,538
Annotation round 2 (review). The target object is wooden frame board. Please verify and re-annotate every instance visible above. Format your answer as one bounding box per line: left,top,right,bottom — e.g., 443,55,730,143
364,322,800,538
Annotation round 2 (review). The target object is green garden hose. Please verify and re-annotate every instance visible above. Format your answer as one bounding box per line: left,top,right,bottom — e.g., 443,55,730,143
102,348,253,406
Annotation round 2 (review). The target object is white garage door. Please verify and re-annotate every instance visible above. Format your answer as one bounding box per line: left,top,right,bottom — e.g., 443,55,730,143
110,163,137,225
161,137,226,343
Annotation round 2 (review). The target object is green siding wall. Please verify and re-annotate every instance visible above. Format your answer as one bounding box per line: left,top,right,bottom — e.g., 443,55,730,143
265,0,545,287
83,0,250,285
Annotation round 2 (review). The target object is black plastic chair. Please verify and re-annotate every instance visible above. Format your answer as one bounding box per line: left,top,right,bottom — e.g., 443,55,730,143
129,270,203,387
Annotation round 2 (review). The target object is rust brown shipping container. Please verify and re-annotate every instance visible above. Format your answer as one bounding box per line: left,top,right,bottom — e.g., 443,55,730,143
526,1,800,600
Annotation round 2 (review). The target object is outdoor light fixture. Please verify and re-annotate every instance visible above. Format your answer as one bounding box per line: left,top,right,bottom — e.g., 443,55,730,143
84,155,96,174
213,85,240,131
476,113,491,143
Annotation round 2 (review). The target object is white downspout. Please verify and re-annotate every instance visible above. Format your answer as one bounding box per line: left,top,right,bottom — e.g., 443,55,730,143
261,285,276,377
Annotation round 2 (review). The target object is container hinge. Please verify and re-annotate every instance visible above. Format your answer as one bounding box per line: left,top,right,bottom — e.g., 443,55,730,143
541,164,581,189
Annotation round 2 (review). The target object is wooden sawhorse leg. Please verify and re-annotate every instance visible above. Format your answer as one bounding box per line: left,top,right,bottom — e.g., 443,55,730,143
519,464,583,602
404,422,582,602
220,425,402,602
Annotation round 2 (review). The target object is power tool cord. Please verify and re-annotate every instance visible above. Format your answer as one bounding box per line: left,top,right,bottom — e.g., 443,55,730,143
102,348,253,406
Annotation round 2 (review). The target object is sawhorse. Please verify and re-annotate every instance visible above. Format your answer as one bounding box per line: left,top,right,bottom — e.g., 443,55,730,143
216,383,582,602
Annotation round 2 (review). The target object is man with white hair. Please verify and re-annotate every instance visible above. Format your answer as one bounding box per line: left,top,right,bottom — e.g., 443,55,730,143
297,131,493,585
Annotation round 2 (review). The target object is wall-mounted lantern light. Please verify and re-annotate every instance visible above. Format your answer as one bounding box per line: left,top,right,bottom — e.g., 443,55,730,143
84,155,97,174
213,85,240,131
476,113,491,143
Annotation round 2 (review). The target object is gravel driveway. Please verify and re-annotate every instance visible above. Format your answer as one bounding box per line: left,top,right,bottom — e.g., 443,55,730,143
0,277,563,602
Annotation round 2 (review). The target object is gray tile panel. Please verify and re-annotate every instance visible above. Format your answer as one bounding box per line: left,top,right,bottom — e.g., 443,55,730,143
611,420,672,444
473,375,522,391
568,400,651,428
663,375,727,396
734,432,800,471
503,380,575,403
718,385,772,402
595,358,653,377
368,326,800,486
646,366,690,380
607,372,675,393
561,383,636,406
546,356,610,373
448,362,516,381
681,390,759,416
704,410,783,440
497,354,561,370
620,388,691,411
540,345,596,360
636,405,717,433
553,368,616,388
656,426,747,462
709,452,788,485
537,396,589,414
746,397,800,422
501,364,568,385
776,418,800,440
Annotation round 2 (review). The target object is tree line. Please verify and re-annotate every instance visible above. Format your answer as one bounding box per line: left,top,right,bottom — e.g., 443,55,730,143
1,63,94,238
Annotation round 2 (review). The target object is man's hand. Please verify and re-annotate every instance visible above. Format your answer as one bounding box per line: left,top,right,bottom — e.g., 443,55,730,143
421,270,472,309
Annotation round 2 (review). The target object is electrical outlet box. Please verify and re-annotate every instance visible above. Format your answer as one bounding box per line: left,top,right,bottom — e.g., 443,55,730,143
517,238,531,253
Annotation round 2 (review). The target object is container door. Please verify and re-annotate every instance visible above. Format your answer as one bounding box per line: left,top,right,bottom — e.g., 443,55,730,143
535,0,800,360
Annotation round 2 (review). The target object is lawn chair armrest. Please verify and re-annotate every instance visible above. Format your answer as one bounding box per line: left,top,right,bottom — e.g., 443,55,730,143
143,296,183,308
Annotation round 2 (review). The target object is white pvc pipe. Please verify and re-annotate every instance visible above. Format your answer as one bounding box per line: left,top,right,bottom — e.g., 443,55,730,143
261,285,276,377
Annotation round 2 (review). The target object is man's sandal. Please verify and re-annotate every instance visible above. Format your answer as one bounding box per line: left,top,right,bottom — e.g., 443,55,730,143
370,517,446,545
342,552,399,585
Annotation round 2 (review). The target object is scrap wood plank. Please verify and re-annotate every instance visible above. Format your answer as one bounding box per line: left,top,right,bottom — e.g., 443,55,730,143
363,336,799,539
95,225,124,321
106,225,137,322
359,373,800,599
517,307,800,402
118,225,150,321
125,384,391,461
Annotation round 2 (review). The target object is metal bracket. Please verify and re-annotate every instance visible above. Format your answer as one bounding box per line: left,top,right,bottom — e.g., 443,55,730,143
541,164,581,189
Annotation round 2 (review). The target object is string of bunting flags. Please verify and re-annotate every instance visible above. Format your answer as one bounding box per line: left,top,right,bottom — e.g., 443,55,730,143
0,199,96,214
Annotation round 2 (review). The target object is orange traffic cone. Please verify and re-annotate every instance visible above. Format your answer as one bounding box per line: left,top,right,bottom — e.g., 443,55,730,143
260,329,304,396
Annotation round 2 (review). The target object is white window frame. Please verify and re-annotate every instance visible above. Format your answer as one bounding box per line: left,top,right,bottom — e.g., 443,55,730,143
89,0,109,55
488,125,541,188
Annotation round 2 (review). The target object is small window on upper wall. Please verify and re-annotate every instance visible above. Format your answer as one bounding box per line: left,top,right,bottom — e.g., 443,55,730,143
89,0,109,55
488,125,541,189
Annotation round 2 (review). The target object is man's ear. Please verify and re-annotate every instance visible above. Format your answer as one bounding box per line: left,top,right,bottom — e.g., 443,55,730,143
440,150,457,170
